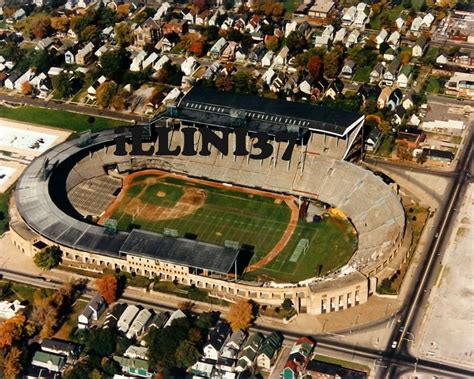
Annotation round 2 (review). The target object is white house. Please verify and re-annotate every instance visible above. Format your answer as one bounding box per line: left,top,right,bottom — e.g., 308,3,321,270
422,13,435,29
354,10,369,29
341,60,356,78
203,322,231,362
14,69,35,92
261,50,274,67
87,75,106,99
345,29,360,47
118,305,141,334
262,68,275,86
314,25,334,47
78,294,105,329
412,36,428,58
387,31,401,49
142,52,159,70
153,2,171,20
94,45,108,59
376,29,388,48
285,21,298,38
181,56,199,76
0,300,25,319
410,16,423,34
153,55,170,72
126,308,152,339
397,65,413,88
333,27,347,44
209,37,228,58
436,53,448,65
130,50,148,72
342,6,356,26
274,46,289,67
395,17,405,30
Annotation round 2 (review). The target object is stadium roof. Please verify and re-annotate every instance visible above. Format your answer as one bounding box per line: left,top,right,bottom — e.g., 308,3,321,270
120,229,239,274
175,87,364,137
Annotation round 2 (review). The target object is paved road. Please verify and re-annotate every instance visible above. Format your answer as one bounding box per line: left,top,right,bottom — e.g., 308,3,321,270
0,93,148,124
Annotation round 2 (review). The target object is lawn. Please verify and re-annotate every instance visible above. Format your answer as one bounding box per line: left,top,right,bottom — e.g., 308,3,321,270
111,173,357,282
0,189,11,233
247,216,357,282
112,175,291,265
425,76,441,93
353,66,372,83
0,106,129,134
54,299,88,340
282,0,301,15
375,133,396,157
369,5,403,29
0,280,52,304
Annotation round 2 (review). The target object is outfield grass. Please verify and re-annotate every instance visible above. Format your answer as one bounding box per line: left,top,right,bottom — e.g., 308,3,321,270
247,217,357,282
0,106,129,134
112,174,356,282
113,175,291,263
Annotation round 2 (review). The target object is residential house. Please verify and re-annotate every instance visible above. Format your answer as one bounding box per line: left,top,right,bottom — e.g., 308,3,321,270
395,16,405,30
153,55,170,71
412,36,428,58
31,72,52,98
375,29,388,48
113,356,151,378
422,148,454,163
4,71,19,90
163,309,186,328
78,293,105,329
126,308,153,339
387,88,403,110
377,87,392,108
397,65,413,88
153,2,171,20
32,352,66,373
354,7,369,29
270,72,287,93
313,77,329,98
261,50,274,67
236,333,264,372
345,29,360,48
209,37,228,59
134,18,161,48
357,83,381,103
410,16,423,34
445,73,474,98
203,321,231,362
285,21,298,38
0,300,25,319
274,46,289,67
422,13,435,29
392,105,406,125
41,339,80,361
130,51,148,72
299,78,313,95
402,94,414,110
64,44,80,65
124,346,148,360
365,126,381,152
436,53,448,65
383,48,397,61
36,37,54,51
396,126,426,148
118,305,141,334
342,6,357,26
203,61,221,80
341,60,356,78
256,332,283,370
235,46,247,62
181,56,199,76
94,45,108,59
314,25,334,47
142,52,159,70
14,69,35,92
145,311,170,331
307,0,335,19
162,19,188,36
370,62,384,84
221,330,247,359
155,36,175,52
408,114,421,126
383,57,401,86
248,43,266,65
454,50,474,66
281,337,315,379
191,360,214,378
221,42,238,61
75,42,95,65
387,31,401,50
103,303,127,329
333,27,347,44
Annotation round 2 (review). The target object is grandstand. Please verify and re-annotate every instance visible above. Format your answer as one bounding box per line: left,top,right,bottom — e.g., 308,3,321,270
12,87,407,315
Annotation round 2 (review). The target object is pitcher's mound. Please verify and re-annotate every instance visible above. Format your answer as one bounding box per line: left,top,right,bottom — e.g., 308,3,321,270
157,191,166,197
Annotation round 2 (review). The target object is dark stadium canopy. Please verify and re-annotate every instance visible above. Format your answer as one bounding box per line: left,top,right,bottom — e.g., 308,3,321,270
120,230,239,274
175,87,363,137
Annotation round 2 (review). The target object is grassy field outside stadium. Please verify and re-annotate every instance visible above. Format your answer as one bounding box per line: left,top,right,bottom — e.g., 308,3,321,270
0,106,128,133
109,173,357,282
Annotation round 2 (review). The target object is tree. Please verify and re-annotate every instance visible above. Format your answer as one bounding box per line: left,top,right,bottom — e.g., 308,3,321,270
80,24,99,42
0,314,26,348
195,312,218,329
3,346,22,378
282,298,294,311
51,16,70,33
75,328,117,356
396,144,413,161
100,49,131,82
215,74,233,92
30,15,51,39
95,273,118,304
226,299,253,331
307,55,322,79
265,35,279,52
33,246,62,270
401,51,411,65
117,4,131,18
189,40,205,57
175,340,200,368
232,71,256,95
323,47,343,78
21,81,33,96
286,31,307,54
52,72,73,99
114,22,133,47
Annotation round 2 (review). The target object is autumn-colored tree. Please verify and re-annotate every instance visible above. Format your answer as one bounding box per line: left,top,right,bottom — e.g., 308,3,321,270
30,290,60,338
3,346,22,378
95,273,118,304
226,299,253,331
396,144,413,161
30,15,51,39
116,3,131,18
189,40,205,57
80,24,99,42
438,0,456,8
265,35,279,52
215,74,233,92
401,51,411,65
0,314,26,348
2,6,16,18
96,81,117,109
21,81,33,96
51,16,70,33
114,21,133,47
323,47,343,78
307,55,322,79
110,90,126,111
193,0,209,12
188,327,202,343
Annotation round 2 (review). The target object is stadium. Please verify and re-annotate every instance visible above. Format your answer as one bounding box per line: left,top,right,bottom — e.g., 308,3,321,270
10,87,407,315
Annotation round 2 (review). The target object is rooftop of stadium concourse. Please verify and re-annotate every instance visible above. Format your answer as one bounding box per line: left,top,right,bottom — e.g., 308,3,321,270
175,87,364,138
120,229,240,274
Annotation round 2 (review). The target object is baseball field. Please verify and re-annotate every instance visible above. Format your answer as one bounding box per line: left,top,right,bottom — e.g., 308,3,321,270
106,171,357,282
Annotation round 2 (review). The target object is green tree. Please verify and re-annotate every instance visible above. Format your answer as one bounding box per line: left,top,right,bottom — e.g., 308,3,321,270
282,298,294,311
100,49,131,82
323,47,344,78
74,328,117,356
52,72,73,99
175,340,200,368
80,24,99,42
232,71,257,95
33,246,62,270
286,31,307,54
